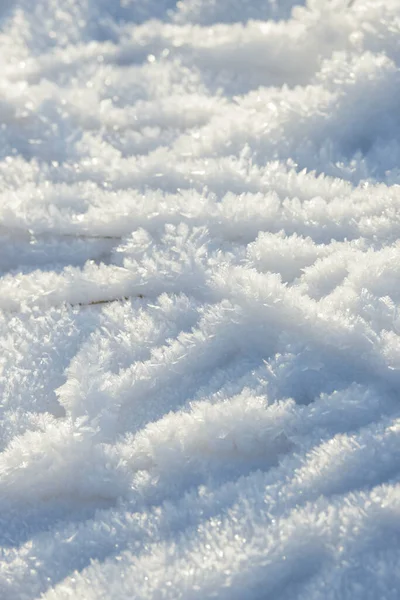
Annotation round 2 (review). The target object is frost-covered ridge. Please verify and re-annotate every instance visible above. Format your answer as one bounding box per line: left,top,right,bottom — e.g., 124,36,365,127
2,1,400,598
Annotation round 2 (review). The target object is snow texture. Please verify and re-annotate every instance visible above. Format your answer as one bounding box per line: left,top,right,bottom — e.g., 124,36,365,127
1,0,400,598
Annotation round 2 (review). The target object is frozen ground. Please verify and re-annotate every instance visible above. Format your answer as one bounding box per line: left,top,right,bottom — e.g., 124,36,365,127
1,0,400,598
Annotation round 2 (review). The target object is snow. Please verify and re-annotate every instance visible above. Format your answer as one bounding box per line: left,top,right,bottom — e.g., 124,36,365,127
1,0,400,598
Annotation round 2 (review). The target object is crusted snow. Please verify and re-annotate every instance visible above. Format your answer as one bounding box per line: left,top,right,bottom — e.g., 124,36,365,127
1,0,400,598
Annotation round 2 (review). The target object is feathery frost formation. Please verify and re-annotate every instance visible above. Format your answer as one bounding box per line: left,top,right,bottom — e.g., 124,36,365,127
1,0,400,598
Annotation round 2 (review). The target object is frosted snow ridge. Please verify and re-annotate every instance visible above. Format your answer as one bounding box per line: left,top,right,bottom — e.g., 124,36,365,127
1,0,400,598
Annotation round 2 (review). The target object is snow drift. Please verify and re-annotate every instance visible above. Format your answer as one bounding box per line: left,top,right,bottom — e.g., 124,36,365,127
1,0,400,598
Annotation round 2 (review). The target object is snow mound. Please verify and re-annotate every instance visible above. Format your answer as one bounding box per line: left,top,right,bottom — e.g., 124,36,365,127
2,1,400,598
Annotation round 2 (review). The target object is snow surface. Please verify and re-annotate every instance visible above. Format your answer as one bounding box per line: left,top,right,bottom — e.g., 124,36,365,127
2,0,400,598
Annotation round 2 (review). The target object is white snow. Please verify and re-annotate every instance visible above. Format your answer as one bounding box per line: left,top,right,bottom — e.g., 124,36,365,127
1,0,400,598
